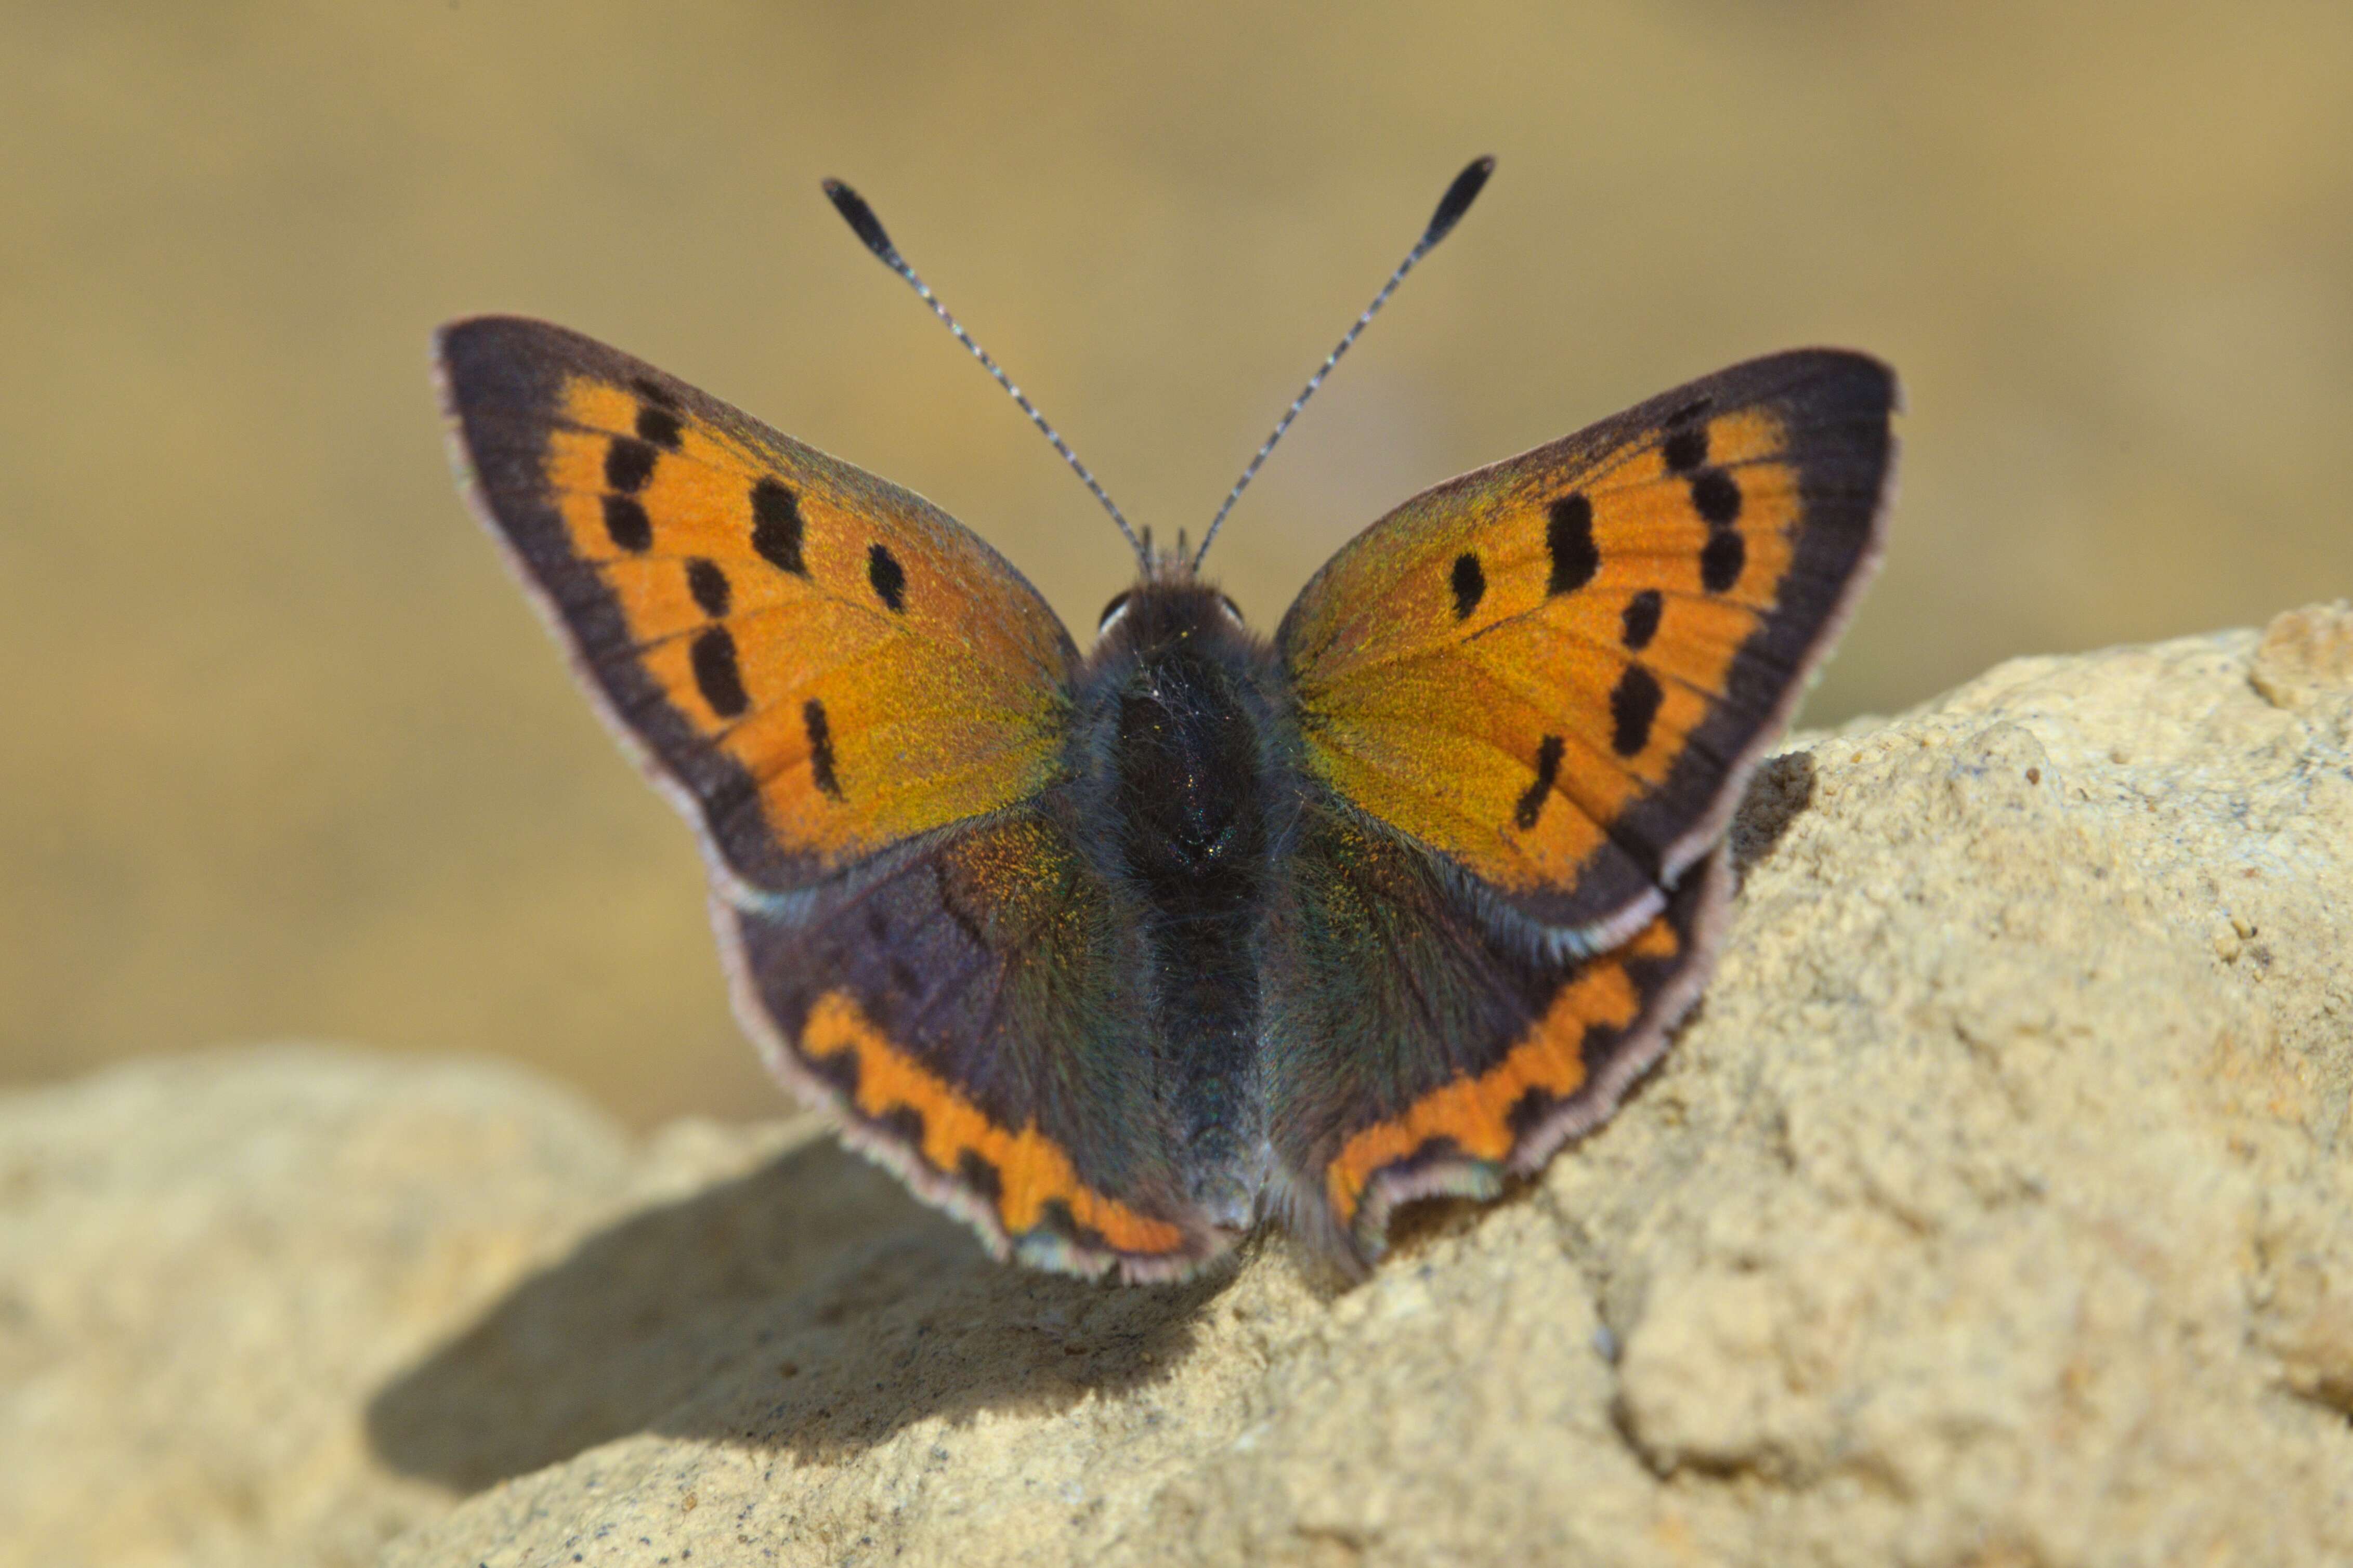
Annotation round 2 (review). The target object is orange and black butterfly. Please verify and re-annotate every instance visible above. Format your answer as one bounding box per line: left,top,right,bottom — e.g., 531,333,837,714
438,160,1896,1281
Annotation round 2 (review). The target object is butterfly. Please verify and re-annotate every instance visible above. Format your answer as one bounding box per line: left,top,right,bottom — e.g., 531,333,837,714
437,160,1896,1282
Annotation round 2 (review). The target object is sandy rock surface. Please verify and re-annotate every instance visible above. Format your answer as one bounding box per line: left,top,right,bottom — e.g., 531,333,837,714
4,606,2348,1567
0,1049,798,1568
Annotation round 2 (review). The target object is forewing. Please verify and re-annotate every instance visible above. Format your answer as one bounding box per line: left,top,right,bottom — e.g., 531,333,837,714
439,315,1079,899
718,801,1226,1281
1277,350,1894,946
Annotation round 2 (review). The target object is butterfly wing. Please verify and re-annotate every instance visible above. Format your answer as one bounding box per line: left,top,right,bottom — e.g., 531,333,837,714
1261,799,1732,1269
438,315,1078,902
718,801,1227,1281
442,318,1221,1276
1276,350,1896,950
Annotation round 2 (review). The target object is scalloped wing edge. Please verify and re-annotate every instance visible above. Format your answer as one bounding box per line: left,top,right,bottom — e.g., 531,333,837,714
707,888,1246,1285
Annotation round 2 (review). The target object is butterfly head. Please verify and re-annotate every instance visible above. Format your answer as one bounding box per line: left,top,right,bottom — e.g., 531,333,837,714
1089,563,1254,664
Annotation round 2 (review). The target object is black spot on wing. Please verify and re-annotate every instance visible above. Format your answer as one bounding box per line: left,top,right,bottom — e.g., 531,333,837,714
1690,469,1742,528
1514,734,1565,830
867,543,907,613
630,376,680,411
1451,552,1485,620
1610,664,1662,758
690,626,749,718
1576,1018,1624,1079
687,558,731,617
1700,529,1746,594
1547,494,1598,595
605,437,657,494
801,1026,862,1099
803,698,843,798
634,405,683,451
751,479,807,576
1506,1086,1558,1144
1620,589,1663,651
873,1103,927,1153
1662,425,1708,473
1690,465,1745,593
1032,1197,1111,1255
601,494,652,552
957,1149,1004,1205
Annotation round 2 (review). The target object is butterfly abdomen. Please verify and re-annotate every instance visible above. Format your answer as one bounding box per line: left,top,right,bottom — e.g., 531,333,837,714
1077,581,1287,1227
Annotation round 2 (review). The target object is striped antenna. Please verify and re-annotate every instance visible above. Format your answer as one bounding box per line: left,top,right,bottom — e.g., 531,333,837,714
1192,156,1495,571
822,178,1152,569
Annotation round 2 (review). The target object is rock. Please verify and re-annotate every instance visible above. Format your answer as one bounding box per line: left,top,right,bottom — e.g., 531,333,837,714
3,609,2348,1567
0,1047,799,1568
2252,599,2353,715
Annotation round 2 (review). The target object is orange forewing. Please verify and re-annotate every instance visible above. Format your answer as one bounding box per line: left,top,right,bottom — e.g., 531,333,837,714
1285,410,1790,869
541,377,1072,857
1278,351,1892,944
442,318,1078,898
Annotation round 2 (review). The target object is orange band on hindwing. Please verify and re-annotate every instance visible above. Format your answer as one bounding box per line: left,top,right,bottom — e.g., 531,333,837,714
1321,916,1684,1229
801,990,1187,1258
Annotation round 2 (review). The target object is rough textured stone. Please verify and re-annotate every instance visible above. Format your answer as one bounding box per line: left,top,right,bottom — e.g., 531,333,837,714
0,1048,796,1568
4,608,2348,1567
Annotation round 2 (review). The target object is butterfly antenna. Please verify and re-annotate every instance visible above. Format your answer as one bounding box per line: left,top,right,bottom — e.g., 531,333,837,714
822,179,1151,569
1192,156,1495,572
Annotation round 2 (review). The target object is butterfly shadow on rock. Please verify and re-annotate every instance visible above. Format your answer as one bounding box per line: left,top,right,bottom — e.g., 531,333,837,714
363,1133,1231,1490
1727,748,1819,877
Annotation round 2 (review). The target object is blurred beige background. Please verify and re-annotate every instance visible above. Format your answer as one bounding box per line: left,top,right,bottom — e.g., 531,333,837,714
4,2,2348,1125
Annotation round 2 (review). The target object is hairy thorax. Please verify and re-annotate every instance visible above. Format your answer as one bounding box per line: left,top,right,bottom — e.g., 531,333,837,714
1073,578,1288,1225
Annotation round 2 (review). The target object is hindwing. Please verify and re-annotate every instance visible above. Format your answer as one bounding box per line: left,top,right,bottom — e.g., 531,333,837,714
718,800,1228,1281
1261,798,1732,1267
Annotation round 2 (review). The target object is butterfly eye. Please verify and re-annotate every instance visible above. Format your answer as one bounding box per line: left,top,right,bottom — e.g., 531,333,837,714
1098,590,1134,633
1219,594,1246,626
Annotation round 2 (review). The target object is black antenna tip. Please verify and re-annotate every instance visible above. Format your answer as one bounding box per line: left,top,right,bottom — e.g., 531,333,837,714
822,178,897,262
1423,156,1496,246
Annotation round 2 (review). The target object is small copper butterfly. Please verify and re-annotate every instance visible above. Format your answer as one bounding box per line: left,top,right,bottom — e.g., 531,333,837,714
438,160,1896,1280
